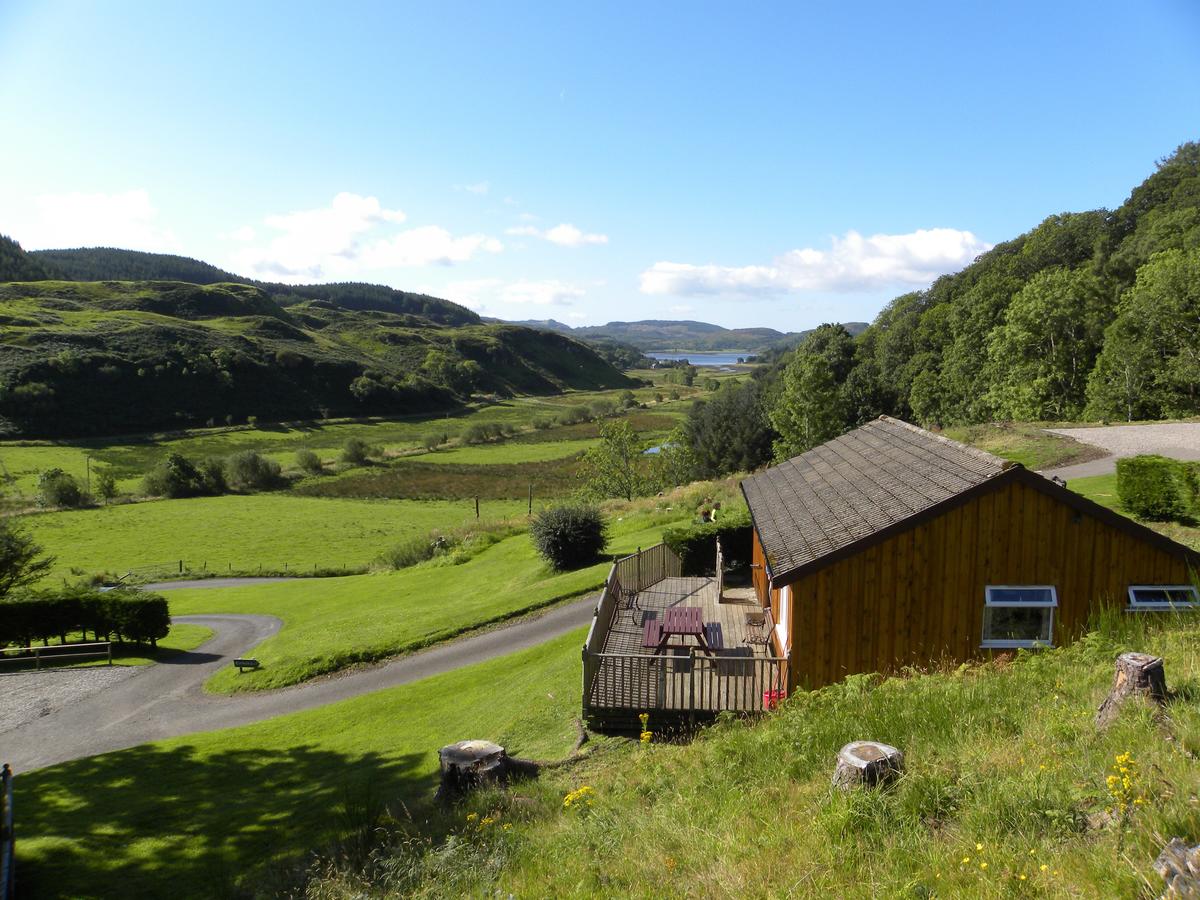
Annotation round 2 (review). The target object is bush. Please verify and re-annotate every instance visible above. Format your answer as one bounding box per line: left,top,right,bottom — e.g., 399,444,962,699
663,507,754,575
558,406,590,426
376,532,454,570
530,504,608,570
94,468,118,503
0,587,170,647
143,452,207,498
533,417,554,431
618,390,637,408
589,399,616,419
462,424,488,445
422,432,447,451
1116,455,1199,522
37,468,86,508
296,449,323,475
198,457,229,494
342,437,371,465
226,450,284,491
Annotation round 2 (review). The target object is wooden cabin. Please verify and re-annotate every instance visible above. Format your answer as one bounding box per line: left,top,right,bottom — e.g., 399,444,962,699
740,416,1200,691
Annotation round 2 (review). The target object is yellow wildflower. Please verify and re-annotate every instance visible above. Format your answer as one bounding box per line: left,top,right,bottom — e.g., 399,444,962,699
975,843,983,851
1040,864,1049,873
979,862,988,870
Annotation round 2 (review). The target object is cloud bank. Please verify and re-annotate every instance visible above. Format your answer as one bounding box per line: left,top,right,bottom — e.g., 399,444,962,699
231,193,502,281
1,189,179,252
640,228,990,296
445,277,586,312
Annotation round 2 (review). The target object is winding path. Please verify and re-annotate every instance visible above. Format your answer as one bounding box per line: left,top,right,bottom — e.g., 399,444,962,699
1040,423,1200,480
2,596,597,774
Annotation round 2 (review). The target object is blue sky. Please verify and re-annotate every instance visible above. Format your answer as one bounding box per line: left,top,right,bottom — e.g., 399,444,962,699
1,1,1198,331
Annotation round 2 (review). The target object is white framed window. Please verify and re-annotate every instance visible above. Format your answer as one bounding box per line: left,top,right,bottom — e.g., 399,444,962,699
1127,585,1200,611
982,585,1057,649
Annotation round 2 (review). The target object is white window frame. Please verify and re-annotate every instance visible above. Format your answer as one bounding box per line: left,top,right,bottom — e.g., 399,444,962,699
981,585,1057,649
1127,584,1200,611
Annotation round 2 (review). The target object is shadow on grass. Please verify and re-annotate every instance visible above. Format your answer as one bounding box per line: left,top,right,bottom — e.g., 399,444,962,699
17,742,427,900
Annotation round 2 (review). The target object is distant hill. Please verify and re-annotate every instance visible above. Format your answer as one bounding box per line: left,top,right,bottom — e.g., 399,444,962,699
0,280,634,438
0,235,65,282
30,247,478,325
501,317,868,351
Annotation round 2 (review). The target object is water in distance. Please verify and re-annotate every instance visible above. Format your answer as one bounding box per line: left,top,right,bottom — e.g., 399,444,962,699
646,351,750,367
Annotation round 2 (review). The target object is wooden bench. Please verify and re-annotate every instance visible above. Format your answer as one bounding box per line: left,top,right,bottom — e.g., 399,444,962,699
703,621,724,651
233,658,260,673
641,618,663,648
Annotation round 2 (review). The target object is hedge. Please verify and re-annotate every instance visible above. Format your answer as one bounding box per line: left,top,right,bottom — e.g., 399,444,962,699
663,508,753,576
1115,455,1199,522
0,587,170,648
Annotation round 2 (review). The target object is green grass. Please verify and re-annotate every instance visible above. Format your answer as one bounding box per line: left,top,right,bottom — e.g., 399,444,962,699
16,628,590,900
944,422,1107,471
169,509,687,693
1069,472,1200,552
23,494,526,578
309,611,1200,899
416,437,596,465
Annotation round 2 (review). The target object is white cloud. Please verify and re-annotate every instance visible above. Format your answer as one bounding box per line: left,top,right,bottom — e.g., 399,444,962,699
444,277,585,312
669,304,694,314
455,181,490,195
504,222,608,247
639,228,990,297
230,193,501,282
0,189,179,251
222,225,257,242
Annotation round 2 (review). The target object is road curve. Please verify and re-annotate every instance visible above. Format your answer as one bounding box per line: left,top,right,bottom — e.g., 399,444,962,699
1040,423,1200,481
2,596,597,773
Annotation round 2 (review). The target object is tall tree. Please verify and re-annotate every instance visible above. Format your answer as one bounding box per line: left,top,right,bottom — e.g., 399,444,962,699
580,419,650,501
684,379,774,477
768,353,846,460
0,519,53,599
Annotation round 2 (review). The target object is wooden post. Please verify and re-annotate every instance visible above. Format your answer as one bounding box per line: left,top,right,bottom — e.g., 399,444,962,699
107,642,112,666
178,559,183,574
1096,652,1168,728
475,496,480,519
528,484,533,516
637,547,642,593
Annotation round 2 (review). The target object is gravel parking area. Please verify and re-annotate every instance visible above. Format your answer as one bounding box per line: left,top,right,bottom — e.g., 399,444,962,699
1046,423,1200,460
0,665,140,734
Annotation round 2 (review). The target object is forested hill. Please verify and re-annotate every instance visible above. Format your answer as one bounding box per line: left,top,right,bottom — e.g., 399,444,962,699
29,246,479,325
775,142,1200,429
503,317,869,351
0,235,64,282
0,280,635,438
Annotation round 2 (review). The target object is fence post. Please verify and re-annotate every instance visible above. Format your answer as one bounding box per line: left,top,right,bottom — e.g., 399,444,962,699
34,647,40,670
528,484,533,516
178,559,183,574
107,642,112,666
475,496,480,519
637,547,642,592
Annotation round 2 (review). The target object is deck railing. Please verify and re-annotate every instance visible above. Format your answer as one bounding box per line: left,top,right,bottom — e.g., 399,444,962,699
1,764,13,900
583,543,788,725
586,652,788,718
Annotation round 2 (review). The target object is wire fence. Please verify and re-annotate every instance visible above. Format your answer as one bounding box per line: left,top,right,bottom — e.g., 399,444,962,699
121,559,368,581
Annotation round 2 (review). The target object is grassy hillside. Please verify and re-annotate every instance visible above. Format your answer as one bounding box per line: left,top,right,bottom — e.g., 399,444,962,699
0,279,635,437
16,628,590,900
20,610,1200,898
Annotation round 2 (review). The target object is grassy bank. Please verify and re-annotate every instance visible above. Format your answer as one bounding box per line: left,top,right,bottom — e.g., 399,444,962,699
16,628,589,900
311,610,1200,899
943,422,1107,471
23,494,526,578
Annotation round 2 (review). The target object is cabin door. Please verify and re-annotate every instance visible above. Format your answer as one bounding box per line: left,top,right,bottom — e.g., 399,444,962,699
775,586,791,654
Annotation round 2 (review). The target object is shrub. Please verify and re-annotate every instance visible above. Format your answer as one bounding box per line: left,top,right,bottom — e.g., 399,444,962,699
558,406,589,426
533,417,554,431
226,450,284,491
143,452,207,498
1116,455,1198,522
589,399,616,419
462,424,489,445
94,468,118,503
422,432,447,451
198,457,229,494
342,437,371,465
37,468,86,508
296,449,323,475
376,532,453,570
618,390,637,408
0,587,170,647
663,507,754,575
530,504,608,570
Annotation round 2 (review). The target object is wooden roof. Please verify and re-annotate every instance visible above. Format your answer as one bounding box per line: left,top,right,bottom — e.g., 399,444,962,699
741,416,1017,585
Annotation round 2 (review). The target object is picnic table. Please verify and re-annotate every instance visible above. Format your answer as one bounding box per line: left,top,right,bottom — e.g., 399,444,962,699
650,606,714,655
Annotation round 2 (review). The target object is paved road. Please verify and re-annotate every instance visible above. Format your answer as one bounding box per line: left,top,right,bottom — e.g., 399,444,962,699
141,577,297,591
2,595,597,773
1041,423,1200,481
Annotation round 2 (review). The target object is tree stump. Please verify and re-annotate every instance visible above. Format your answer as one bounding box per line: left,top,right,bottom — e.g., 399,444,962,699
435,740,541,803
1154,837,1200,898
1095,652,1167,729
832,741,904,790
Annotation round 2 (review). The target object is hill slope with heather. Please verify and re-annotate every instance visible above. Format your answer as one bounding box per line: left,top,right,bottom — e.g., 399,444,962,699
0,279,635,437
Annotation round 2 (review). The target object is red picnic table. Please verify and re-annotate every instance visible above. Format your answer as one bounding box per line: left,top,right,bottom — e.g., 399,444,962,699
642,606,715,655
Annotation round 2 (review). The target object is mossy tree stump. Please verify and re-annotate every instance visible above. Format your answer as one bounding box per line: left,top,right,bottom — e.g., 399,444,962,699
1095,652,1167,729
832,741,904,790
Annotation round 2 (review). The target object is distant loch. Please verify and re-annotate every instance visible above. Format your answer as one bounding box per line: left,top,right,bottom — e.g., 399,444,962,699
646,351,750,367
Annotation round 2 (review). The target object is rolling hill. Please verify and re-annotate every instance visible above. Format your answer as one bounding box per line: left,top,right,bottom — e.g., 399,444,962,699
506,317,869,351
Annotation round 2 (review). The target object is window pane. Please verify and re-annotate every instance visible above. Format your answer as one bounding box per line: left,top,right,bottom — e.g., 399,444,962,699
988,587,1054,605
984,606,1051,643
1131,586,1198,606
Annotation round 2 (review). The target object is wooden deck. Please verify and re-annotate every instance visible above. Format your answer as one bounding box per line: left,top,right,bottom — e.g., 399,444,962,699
584,575,786,728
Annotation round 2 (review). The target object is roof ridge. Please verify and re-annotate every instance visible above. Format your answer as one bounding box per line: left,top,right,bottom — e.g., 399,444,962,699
874,415,1017,471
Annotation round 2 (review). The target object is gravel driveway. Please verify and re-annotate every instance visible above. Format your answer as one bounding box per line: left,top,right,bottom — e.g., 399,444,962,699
0,666,140,733
1042,423,1200,479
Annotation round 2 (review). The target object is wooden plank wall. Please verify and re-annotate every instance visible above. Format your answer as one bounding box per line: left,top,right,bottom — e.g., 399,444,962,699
770,478,1194,690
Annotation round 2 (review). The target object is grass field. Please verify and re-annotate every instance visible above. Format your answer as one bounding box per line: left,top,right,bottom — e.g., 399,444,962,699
16,628,589,900
944,422,1107,471
170,508,689,693
23,494,527,578
312,611,1200,899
